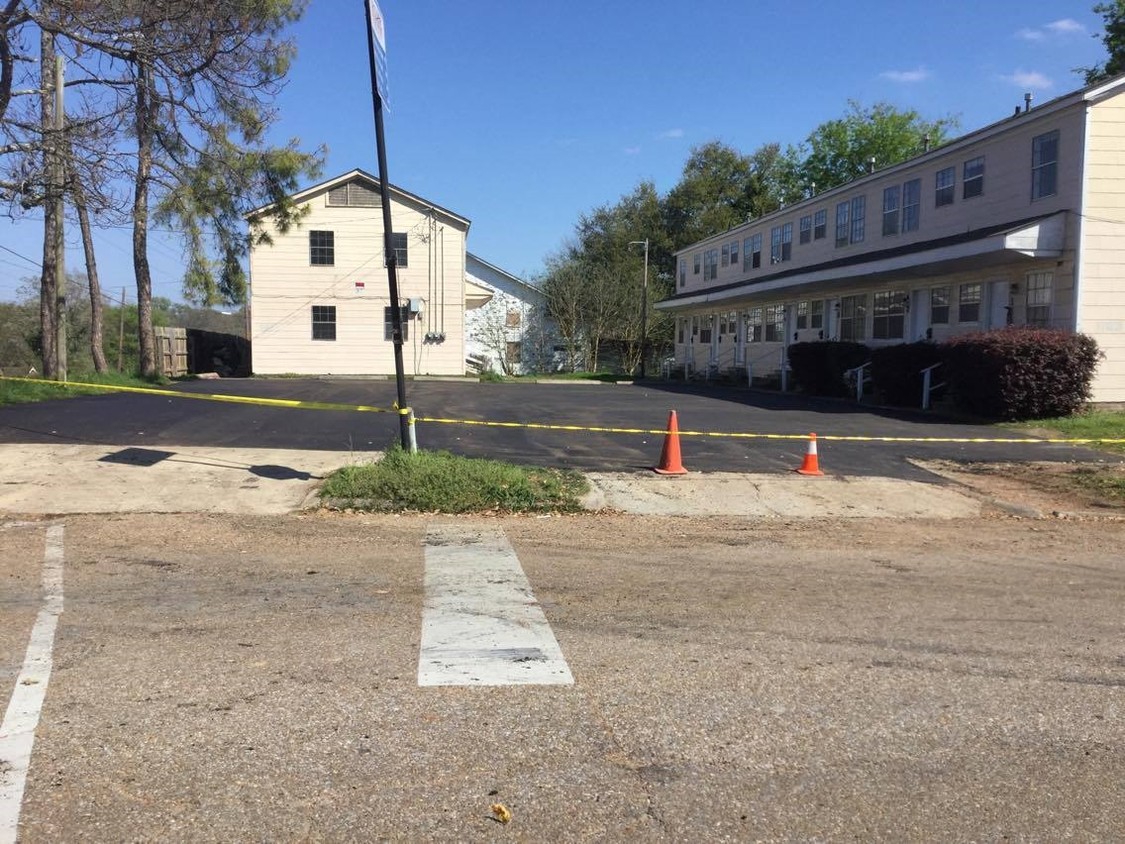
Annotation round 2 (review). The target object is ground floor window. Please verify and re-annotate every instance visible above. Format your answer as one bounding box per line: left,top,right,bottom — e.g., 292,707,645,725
838,294,867,341
384,305,410,341
872,290,906,340
312,305,336,341
505,341,522,366
958,283,981,323
930,287,950,324
746,307,763,342
764,304,785,342
810,300,824,330
698,315,713,344
1026,271,1053,327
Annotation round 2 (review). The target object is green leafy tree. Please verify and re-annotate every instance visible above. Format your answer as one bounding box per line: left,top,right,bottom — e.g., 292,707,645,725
1083,1,1125,84
791,101,957,195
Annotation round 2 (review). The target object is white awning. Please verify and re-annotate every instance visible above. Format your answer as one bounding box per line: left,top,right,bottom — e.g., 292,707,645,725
465,278,494,309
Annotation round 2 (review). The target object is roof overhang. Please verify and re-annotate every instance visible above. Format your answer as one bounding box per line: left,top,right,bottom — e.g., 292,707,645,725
657,212,1067,311
464,278,495,309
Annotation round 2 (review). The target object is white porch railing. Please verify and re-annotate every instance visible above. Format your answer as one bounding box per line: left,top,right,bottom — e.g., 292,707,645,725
843,361,873,401
921,362,946,410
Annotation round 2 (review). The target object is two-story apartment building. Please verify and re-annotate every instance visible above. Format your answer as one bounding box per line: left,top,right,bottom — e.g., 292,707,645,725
658,74,1125,403
247,169,470,376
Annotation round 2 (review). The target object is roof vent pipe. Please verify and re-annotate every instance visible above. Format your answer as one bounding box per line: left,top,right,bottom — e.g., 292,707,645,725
1024,92,1033,112
921,134,930,153
867,157,876,174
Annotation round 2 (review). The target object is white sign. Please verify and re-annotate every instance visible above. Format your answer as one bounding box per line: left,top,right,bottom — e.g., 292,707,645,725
368,0,388,105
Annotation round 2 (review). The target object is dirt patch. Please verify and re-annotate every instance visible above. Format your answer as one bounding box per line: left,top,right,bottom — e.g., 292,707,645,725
918,460,1125,519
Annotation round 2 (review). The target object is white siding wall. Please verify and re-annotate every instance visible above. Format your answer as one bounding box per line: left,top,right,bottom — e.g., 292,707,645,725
249,185,468,375
464,257,557,375
1081,96,1125,402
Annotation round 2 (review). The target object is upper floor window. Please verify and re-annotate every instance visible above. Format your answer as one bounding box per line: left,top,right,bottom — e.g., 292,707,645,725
770,223,792,264
958,283,981,323
935,166,955,207
930,287,950,324
1026,271,1053,326
742,237,753,271
1032,130,1059,200
963,156,985,199
839,294,867,341
384,305,410,341
813,209,827,240
850,196,865,244
310,231,334,266
693,253,700,275
902,178,921,232
703,249,719,281
835,201,850,247
882,185,900,236
678,258,686,288
311,305,336,340
730,239,739,267
391,232,408,267
799,214,812,245
750,233,763,269
872,290,906,340
721,244,730,267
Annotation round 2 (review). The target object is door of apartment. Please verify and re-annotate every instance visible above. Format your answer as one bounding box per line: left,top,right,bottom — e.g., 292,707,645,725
910,289,929,340
734,312,746,366
709,315,719,364
988,280,1011,329
825,298,839,339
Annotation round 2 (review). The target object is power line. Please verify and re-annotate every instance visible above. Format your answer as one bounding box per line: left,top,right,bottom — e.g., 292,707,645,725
0,243,41,269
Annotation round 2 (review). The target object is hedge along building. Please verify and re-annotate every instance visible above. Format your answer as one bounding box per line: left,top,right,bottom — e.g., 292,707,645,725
657,74,1125,403
246,170,470,376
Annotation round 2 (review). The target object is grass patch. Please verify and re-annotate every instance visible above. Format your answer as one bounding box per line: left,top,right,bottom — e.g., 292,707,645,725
0,372,170,406
320,447,590,513
1068,467,1125,502
1009,409,1125,455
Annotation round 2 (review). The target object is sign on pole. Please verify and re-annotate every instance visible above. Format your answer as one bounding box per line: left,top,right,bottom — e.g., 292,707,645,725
368,0,388,105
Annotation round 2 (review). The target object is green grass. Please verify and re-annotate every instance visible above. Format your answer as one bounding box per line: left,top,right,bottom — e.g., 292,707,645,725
0,372,169,406
1068,467,1125,502
1009,410,1125,454
320,446,590,513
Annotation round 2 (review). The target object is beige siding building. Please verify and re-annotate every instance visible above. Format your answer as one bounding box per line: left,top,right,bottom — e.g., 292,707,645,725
247,170,470,376
659,75,1125,403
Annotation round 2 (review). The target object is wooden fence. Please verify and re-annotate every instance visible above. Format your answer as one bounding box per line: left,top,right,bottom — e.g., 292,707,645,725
154,326,188,377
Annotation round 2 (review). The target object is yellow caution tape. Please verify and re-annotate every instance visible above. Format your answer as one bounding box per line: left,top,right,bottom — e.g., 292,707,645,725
3,375,1124,445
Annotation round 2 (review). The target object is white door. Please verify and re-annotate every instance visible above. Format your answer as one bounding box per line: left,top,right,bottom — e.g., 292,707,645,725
911,289,929,340
988,280,1011,329
735,312,746,365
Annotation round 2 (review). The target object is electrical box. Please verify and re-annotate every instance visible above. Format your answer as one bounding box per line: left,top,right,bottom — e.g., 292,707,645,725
408,297,424,314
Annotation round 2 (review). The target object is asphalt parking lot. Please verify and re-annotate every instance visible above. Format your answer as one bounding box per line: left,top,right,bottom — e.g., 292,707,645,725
0,378,1112,479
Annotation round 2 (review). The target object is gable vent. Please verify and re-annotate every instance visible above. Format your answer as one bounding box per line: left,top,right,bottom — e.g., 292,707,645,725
327,181,381,207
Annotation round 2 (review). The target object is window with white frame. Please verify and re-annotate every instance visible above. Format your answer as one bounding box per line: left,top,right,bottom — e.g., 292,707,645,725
796,300,809,329
742,237,753,271
902,178,921,232
850,196,865,243
704,249,719,281
810,299,824,329
835,201,850,247
930,287,950,324
935,166,955,207
693,253,700,275
838,294,867,341
1032,130,1059,200
721,244,729,267
764,304,785,342
719,311,730,336
958,283,981,323
746,307,763,342
770,224,792,263
311,305,336,340
882,185,900,236
679,258,686,288
750,233,762,268
1026,271,1053,326
872,290,907,340
698,315,713,343
813,209,827,240
384,305,410,341
799,214,812,245
963,156,985,199
730,239,739,267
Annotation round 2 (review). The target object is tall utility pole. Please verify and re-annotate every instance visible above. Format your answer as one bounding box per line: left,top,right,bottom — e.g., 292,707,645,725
54,54,66,381
363,0,414,451
629,238,649,379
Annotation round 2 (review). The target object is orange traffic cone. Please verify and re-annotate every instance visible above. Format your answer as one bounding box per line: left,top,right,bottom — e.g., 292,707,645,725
653,410,688,475
795,432,825,476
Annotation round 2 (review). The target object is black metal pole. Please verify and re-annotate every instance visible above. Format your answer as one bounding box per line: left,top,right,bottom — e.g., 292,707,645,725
363,0,412,452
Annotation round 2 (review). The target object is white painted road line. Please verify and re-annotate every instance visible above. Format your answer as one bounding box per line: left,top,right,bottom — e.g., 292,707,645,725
419,524,574,687
0,523,64,844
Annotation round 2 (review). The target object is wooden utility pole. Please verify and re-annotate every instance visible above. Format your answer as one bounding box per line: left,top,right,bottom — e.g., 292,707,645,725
54,54,66,381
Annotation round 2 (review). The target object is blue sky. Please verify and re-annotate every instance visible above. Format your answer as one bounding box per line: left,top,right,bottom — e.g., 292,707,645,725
0,0,1111,304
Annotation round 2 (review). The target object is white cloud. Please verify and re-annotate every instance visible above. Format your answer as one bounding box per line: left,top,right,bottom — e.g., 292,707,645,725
880,66,931,83
1017,18,1085,41
1045,18,1085,35
658,128,684,139
623,146,642,156
1002,70,1053,90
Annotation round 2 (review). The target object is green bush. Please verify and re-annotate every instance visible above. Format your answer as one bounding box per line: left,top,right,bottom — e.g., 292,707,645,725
870,342,944,407
788,341,870,396
942,328,1101,420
